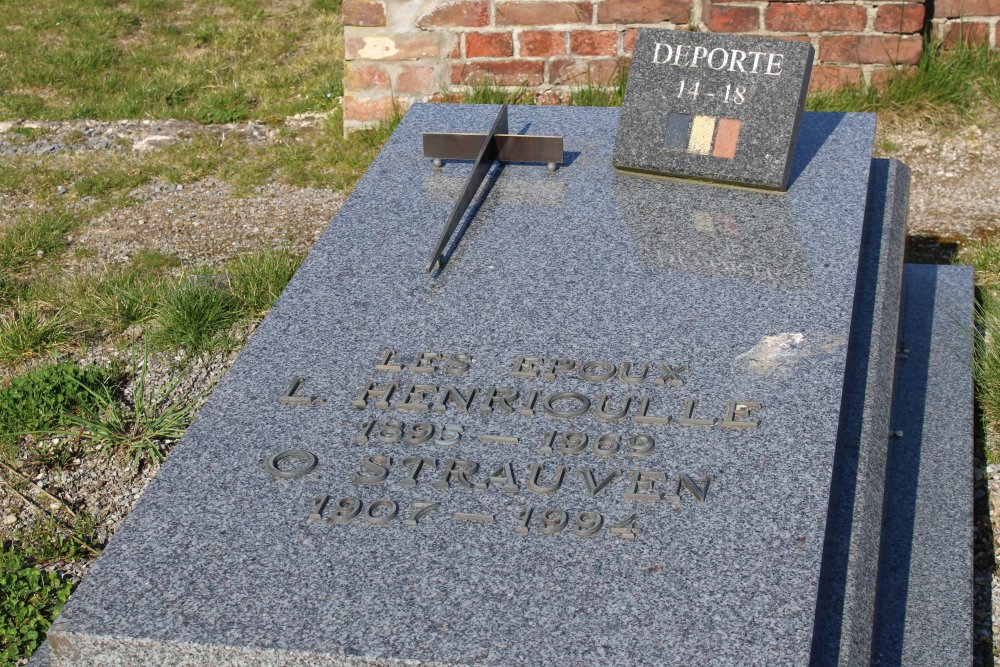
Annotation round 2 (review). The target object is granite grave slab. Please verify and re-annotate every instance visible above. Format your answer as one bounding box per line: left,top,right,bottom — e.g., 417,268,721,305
613,30,814,191
38,104,972,666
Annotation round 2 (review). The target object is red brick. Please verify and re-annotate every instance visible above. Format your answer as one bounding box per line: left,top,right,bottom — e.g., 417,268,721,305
345,32,441,60
820,35,923,65
535,89,568,104
496,2,593,25
705,2,759,32
343,95,398,123
623,28,638,53
396,65,437,94
518,30,567,57
418,2,489,28
868,66,907,88
451,60,546,85
875,3,926,32
449,37,462,59
996,21,1000,44
343,0,386,26
344,63,390,91
548,57,623,84
598,0,692,23
430,91,464,102
570,30,619,55
765,3,867,31
942,20,991,45
467,32,514,57
808,64,862,91
935,0,1000,17
771,34,813,42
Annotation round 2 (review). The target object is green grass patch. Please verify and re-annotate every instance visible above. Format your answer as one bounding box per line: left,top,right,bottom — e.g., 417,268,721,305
974,289,1000,464
807,41,1000,123
0,0,344,122
226,249,303,318
960,239,1000,463
0,547,73,664
0,303,71,364
0,362,117,458
215,107,402,194
6,126,51,143
459,77,531,106
64,268,160,338
130,249,181,274
0,212,77,275
150,278,240,353
568,69,629,107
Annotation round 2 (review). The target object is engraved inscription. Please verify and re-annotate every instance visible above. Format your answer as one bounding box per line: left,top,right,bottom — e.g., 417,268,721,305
275,348,761,541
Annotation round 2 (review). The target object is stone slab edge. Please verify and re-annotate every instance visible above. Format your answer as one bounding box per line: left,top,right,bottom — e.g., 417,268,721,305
810,158,909,666
871,263,975,666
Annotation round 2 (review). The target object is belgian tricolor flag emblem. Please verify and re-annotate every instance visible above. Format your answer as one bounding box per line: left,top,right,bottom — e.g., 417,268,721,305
664,113,742,159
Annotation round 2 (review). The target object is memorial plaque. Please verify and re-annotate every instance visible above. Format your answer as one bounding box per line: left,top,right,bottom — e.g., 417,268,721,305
613,30,814,191
37,104,973,667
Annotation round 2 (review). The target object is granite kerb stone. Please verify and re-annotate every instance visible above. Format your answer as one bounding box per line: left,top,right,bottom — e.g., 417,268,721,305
810,158,909,666
871,263,975,666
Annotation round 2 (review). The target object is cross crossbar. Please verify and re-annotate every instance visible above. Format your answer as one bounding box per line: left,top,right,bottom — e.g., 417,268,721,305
423,104,565,274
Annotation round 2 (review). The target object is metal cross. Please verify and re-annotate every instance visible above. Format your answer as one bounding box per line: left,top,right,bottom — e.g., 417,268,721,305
422,104,564,273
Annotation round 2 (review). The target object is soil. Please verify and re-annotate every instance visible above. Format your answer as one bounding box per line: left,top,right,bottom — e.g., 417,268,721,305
1,110,998,664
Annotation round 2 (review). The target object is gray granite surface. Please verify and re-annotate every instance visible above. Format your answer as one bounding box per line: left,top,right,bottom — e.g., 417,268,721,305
47,105,880,665
810,159,909,666
613,30,813,190
871,263,975,666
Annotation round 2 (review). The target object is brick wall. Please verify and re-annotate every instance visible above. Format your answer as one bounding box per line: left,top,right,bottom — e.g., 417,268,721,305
342,0,997,130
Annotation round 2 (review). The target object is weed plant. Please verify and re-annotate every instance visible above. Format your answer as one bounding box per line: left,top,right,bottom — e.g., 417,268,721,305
63,348,193,464
0,212,77,275
0,362,117,460
65,269,160,337
0,548,72,663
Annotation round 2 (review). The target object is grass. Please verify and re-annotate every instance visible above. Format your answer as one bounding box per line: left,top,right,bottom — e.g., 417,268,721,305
0,303,70,364
150,278,240,353
0,212,78,274
459,77,532,106
64,268,160,337
807,41,1000,124
227,249,303,317
0,106,400,208
569,69,629,107
960,239,1000,463
0,0,344,122
63,348,193,465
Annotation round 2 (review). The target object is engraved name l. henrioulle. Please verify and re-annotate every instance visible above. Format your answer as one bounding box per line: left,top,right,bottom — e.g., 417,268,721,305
350,350,763,430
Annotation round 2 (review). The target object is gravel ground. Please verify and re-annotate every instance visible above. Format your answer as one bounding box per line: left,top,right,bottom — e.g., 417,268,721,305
67,179,342,268
1,112,998,662
880,106,1000,241
0,115,328,156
